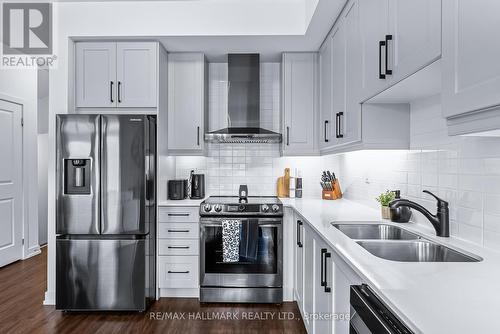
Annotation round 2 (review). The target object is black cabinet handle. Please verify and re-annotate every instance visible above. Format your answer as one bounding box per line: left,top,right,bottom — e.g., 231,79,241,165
118,81,122,103
167,213,190,217
338,112,344,138
324,120,329,142
168,270,190,274
379,40,386,79
335,113,339,138
286,126,290,146
324,251,331,293
297,220,303,248
385,35,393,76
320,248,327,286
167,229,190,233
197,126,200,146
168,246,190,249
110,81,114,103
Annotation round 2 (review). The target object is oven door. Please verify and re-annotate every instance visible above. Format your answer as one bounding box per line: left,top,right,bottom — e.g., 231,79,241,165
200,217,282,288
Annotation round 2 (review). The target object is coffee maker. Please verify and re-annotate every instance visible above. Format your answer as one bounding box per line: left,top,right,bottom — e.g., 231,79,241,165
189,170,205,199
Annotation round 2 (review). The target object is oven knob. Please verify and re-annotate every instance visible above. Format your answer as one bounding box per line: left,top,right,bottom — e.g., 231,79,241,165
272,204,280,212
214,204,222,212
238,204,245,212
203,204,212,212
262,204,269,212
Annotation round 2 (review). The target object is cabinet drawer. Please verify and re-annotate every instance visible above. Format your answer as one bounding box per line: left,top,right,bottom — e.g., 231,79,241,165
158,223,199,239
158,239,199,256
159,207,199,223
158,256,199,288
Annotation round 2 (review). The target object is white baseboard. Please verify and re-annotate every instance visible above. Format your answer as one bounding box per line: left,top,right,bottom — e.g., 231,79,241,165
159,288,199,298
24,245,41,260
44,290,55,305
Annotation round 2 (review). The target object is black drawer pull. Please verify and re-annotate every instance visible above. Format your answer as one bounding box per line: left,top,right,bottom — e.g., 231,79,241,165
168,270,190,274
324,120,329,142
167,229,190,233
118,81,122,103
324,251,331,293
167,213,190,217
385,34,393,75
297,220,303,248
110,81,114,103
167,246,190,249
320,248,327,287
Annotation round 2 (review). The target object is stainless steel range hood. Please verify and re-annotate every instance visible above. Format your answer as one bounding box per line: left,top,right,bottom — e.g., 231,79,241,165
205,54,282,143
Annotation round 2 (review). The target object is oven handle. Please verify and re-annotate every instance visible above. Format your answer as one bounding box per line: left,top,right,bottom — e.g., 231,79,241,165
200,220,282,227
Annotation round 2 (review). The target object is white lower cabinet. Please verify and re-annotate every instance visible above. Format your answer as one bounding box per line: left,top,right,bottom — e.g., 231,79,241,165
292,212,360,333
157,206,200,297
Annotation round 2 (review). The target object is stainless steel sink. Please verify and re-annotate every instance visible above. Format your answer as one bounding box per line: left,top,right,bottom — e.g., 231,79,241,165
331,223,420,240
356,240,482,262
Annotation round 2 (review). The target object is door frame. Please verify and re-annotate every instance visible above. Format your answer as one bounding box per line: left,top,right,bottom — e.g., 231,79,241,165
0,93,37,262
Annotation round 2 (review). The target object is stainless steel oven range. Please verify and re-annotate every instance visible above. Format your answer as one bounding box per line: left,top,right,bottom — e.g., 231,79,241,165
199,196,283,303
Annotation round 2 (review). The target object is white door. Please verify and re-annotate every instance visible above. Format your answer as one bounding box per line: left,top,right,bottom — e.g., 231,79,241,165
282,53,317,155
388,0,441,83
342,0,362,146
319,37,335,149
116,42,157,108
360,0,390,100
313,238,333,334
0,99,23,267
294,218,305,310
302,224,315,333
442,0,500,118
331,22,346,145
75,42,117,108
168,53,205,152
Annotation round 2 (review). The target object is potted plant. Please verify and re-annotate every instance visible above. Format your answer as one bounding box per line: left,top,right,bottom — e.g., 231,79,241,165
376,190,396,219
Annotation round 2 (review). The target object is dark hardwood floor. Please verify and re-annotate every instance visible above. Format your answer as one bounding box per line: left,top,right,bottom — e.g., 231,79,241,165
0,248,306,334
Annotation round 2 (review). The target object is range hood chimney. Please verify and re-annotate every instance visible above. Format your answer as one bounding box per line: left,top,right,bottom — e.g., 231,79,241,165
205,54,282,144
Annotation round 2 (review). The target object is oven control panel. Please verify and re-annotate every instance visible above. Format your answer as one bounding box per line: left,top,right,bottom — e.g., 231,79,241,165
200,202,283,216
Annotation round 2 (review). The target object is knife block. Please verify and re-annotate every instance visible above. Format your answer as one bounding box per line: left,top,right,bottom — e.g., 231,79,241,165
322,180,343,200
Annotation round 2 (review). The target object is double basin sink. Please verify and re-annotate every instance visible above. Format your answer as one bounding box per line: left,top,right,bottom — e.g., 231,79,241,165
331,223,481,262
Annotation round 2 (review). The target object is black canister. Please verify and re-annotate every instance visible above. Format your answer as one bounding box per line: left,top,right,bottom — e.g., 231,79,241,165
390,190,412,223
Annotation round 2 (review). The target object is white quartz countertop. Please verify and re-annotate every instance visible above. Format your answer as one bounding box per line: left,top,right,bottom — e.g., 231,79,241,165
158,198,206,206
281,198,500,334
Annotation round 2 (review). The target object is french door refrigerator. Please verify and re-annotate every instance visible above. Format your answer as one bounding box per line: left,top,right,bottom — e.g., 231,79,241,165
56,114,156,311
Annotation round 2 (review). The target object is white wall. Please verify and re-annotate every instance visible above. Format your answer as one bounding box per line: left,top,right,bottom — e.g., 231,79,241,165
339,95,500,251
0,68,40,259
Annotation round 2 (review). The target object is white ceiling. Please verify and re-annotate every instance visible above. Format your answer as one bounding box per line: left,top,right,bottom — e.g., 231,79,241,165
158,0,345,61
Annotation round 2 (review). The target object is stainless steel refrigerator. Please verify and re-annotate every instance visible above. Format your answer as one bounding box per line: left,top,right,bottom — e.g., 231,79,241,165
56,114,156,311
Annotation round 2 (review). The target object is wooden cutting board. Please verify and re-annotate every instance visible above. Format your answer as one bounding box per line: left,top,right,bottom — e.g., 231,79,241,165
277,168,290,198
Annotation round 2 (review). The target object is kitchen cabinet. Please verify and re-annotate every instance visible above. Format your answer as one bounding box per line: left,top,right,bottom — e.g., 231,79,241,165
359,0,441,100
443,0,500,135
302,222,315,333
312,237,333,334
167,53,207,155
293,217,305,311
319,36,336,150
75,42,158,108
282,53,318,156
157,206,200,298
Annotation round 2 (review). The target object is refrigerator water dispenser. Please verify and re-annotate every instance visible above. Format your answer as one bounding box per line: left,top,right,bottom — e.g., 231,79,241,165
64,159,91,194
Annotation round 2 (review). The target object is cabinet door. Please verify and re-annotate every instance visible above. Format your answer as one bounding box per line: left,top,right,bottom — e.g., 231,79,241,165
282,53,317,155
116,42,157,108
313,238,333,334
294,218,305,310
331,23,346,146
359,0,389,100
168,53,205,153
302,224,315,333
388,0,441,84
319,37,336,149
442,0,500,118
75,42,116,108
342,0,362,145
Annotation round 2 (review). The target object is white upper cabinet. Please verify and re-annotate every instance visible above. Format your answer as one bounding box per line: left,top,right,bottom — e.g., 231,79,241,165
75,42,116,108
168,53,206,154
116,42,158,107
442,0,500,119
360,0,390,100
282,52,318,156
387,0,441,84
319,36,334,149
75,41,158,109
359,0,441,100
